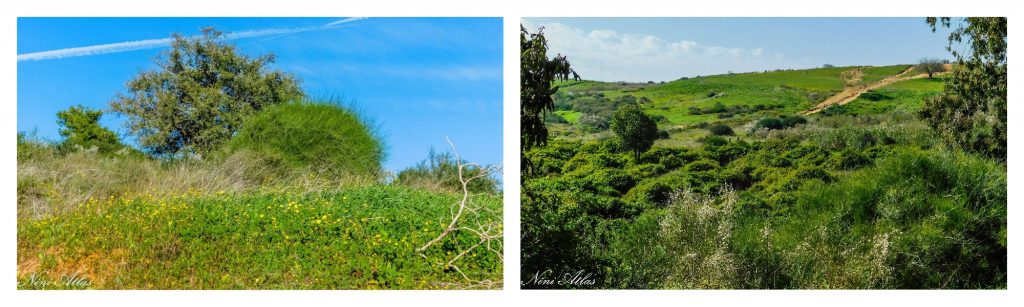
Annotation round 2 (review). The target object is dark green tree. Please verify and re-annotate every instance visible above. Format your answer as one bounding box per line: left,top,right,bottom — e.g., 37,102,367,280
920,17,1006,159
521,25,575,151
611,103,659,160
111,27,304,157
55,105,124,154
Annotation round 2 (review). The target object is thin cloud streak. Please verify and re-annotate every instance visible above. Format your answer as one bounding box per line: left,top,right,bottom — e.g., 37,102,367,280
17,17,368,62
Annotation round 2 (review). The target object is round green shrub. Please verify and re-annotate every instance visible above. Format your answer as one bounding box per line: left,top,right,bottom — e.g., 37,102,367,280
831,148,871,170
707,124,735,136
780,115,808,128
227,100,385,176
685,158,721,172
754,117,784,131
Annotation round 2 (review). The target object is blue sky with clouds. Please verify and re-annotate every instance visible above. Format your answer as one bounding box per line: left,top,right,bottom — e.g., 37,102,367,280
18,17,503,173
522,17,955,82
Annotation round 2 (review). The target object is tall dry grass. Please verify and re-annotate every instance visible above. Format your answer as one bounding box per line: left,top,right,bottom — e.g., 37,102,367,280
17,139,377,220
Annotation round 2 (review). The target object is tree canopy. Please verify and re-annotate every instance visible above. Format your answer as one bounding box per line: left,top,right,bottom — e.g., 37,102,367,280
920,17,1006,159
521,25,575,152
56,105,124,154
110,27,304,157
611,102,659,160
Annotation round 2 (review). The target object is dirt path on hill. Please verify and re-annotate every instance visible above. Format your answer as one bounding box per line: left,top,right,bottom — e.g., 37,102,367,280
801,65,948,115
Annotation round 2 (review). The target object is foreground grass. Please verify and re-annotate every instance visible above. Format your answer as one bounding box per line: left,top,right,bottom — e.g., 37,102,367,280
17,186,502,289
522,111,1005,288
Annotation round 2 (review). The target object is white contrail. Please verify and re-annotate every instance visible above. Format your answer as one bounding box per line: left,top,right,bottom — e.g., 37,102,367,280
17,17,368,62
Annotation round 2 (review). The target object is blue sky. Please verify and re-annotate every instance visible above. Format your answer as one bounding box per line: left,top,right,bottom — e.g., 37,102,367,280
18,17,503,174
522,17,955,82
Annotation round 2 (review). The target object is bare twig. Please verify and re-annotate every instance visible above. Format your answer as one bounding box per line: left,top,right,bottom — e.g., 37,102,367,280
415,137,502,286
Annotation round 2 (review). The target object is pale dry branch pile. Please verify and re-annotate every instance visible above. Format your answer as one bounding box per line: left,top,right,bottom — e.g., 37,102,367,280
416,137,503,288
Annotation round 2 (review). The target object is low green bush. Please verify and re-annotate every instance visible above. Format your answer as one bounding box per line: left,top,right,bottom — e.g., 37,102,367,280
707,124,735,136
227,100,385,177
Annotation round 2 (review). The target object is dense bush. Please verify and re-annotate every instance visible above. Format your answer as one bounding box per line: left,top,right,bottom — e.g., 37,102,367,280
820,104,851,116
523,126,1005,289
227,100,384,177
753,115,806,132
859,90,892,101
753,117,784,131
707,124,735,136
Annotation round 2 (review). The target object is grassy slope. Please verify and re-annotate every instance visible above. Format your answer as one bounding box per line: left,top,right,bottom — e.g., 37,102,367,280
555,110,582,124
844,76,946,115
548,65,938,146
554,65,912,127
858,65,912,84
17,186,501,289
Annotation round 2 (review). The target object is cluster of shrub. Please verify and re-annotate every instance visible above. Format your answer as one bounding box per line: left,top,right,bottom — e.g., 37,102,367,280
752,115,807,132
547,94,660,133
521,126,1005,289
687,102,779,119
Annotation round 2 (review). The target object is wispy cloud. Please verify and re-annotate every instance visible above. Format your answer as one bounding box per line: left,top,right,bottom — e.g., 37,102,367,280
521,19,785,82
379,65,502,81
17,17,368,62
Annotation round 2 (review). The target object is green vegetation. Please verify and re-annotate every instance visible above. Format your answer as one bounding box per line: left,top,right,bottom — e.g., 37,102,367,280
110,28,303,156
545,64,914,137
554,110,581,124
921,17,1006,159
54,105,132,155
18,185,501,289
394,149,499,195
522,19,1004,289
611,103,659,160
227,100,385,177
843,77,946,115
521,25,576,151
19,118,502,289
859,64,911,84
523,115,1005,288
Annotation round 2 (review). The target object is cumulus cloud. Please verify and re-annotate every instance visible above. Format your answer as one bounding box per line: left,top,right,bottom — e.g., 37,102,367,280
522,19,787,82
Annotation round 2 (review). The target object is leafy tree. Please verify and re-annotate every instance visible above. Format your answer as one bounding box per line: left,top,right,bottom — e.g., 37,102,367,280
916,58,946,78
521,25,575,151
55,105,124,154
611,103,658,160
920,17,1006,159
111,27,304,157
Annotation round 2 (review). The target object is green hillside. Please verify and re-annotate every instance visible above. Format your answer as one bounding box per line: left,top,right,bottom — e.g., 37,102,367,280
524,62,1006,289
547,64,934,143
841,76,947,115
